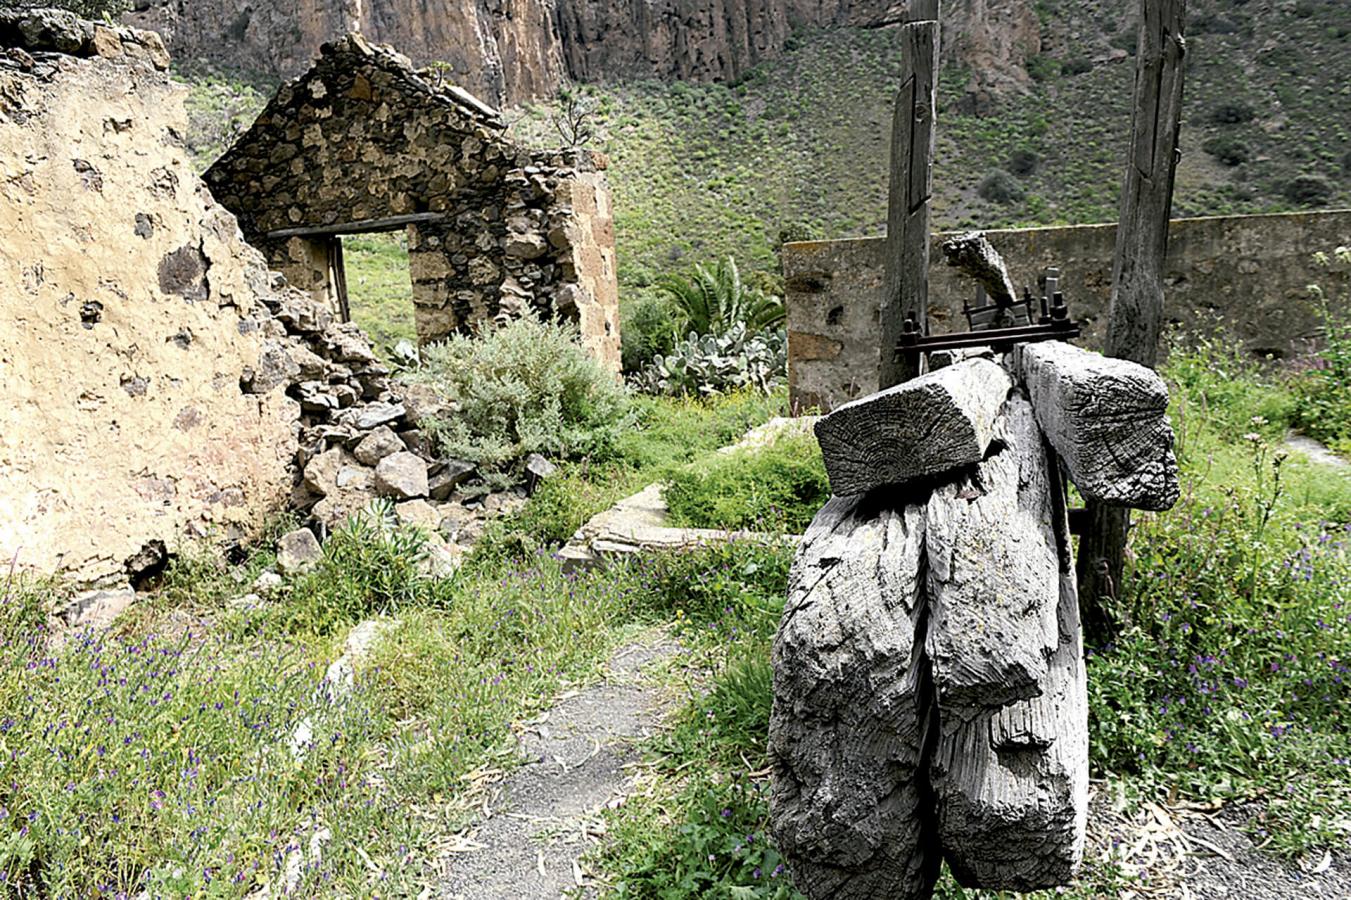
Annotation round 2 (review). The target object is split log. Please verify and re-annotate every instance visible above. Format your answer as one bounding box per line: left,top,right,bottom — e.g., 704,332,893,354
770,493,939,900
924,393,1062,710
1015,340,1179,511
930,564,1089,890
814,358,1012,497
940,231,1017,307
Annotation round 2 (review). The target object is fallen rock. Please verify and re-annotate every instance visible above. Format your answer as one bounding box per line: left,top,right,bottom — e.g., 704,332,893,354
428,459,476,500
61,585,135,629
375,451,429,499
814,358,1012,497
253,570,284,597
524,452,558,495
303,447,343,496
419,540,465,579
341,401,405,431
277,528,323,574
353,426,404,465
395,499,442,532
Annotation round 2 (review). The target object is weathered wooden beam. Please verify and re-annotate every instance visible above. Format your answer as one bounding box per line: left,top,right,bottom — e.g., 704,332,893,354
1081,0,1187,636
879,14,940,388
266,211,447,240
930,566,1088,890
770,494,939,900
940,231,1017,307
924,393,1062,710
1015,340,1179,511
1106,0,1188,370
814,358,1012,497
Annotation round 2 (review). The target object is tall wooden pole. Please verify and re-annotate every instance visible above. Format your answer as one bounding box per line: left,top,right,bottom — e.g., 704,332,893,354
1077,0,1186,643
879,1,940,389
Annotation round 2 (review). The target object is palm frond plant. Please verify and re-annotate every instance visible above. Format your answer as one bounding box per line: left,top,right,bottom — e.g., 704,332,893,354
657,256,785,337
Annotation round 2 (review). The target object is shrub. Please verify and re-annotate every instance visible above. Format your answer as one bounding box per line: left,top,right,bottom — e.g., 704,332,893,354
1211,100,1256,125
1026,54,1062,82
621,290,679,373
636,324,787,397
1202,135,1251,166
1062,57,1094,76
285,501,453,633
1008,148,1041,176
415,314,632,484
657,256,785,337
977,169,1026,204
1291,247,1351,454
663,429,829,533
1283,174,1334,207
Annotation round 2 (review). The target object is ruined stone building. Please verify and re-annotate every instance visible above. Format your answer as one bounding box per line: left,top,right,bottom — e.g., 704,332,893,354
205,34,621,374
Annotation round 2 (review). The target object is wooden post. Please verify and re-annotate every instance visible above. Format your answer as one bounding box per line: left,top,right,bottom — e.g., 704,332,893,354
879,2,940,389
1077,0,1186,642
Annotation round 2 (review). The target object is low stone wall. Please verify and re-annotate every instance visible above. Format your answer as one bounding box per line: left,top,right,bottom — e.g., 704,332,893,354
785,210,1351,412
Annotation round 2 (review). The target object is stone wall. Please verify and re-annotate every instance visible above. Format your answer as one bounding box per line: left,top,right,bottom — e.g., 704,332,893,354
785,210,1351,412
0,12,298,584
204,35,621,374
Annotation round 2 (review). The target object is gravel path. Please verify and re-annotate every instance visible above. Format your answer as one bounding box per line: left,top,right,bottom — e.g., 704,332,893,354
438,636,683,899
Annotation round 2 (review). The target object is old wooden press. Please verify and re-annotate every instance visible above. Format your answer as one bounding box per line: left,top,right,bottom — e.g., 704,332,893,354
768,3,1182,898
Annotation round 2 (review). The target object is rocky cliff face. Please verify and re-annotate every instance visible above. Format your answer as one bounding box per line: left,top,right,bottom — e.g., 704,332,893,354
125,0,1039,107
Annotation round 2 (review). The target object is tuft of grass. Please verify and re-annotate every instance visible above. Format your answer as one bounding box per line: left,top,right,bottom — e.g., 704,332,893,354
663,429,829,533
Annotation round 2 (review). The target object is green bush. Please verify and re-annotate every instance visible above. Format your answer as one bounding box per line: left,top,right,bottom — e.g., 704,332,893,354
621,290,679,373
285,501,453,633
1202,135,1252,166
1008,148,1041,176
1283,174,1334,207
663,429,829,533
415,314,632,485
1026,55,1062,82
1211,100,1257,125
1292,247,1351,454
978,170,1026,205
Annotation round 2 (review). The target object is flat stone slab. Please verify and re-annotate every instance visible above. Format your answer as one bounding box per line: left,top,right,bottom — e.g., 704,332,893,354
814,358,1012,497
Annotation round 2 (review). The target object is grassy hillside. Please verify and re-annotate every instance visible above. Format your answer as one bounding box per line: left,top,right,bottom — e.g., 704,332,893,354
505,0,1349,288
181,0,1350,317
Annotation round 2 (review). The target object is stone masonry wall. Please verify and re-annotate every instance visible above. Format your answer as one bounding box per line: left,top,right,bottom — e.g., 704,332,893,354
785,210,1351,412
0,13,299,584
204,35,621,374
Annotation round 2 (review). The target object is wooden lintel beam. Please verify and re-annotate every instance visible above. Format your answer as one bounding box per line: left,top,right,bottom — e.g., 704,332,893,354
266,212,447,240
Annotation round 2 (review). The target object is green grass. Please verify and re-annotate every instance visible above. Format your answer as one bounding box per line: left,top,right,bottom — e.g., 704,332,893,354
663,428,829,533
505,1,1350,294
342,233,417,355
587,342,1351,896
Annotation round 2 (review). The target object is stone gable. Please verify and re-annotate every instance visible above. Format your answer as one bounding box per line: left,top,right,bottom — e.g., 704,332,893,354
205,34,621,374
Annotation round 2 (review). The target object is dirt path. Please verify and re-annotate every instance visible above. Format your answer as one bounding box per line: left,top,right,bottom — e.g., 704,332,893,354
1285,433,1348,470
437,635,683,899
1088,791,1349,899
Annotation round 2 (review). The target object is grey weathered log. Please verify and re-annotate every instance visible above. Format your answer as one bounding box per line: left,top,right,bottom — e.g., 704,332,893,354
814,358,1012,497
770,494,939,900
879,15,940,388
1082,0,1187,636
940,231,1017,307
924,393,1061,710
1015,340,1179,512
931,562,1089,889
